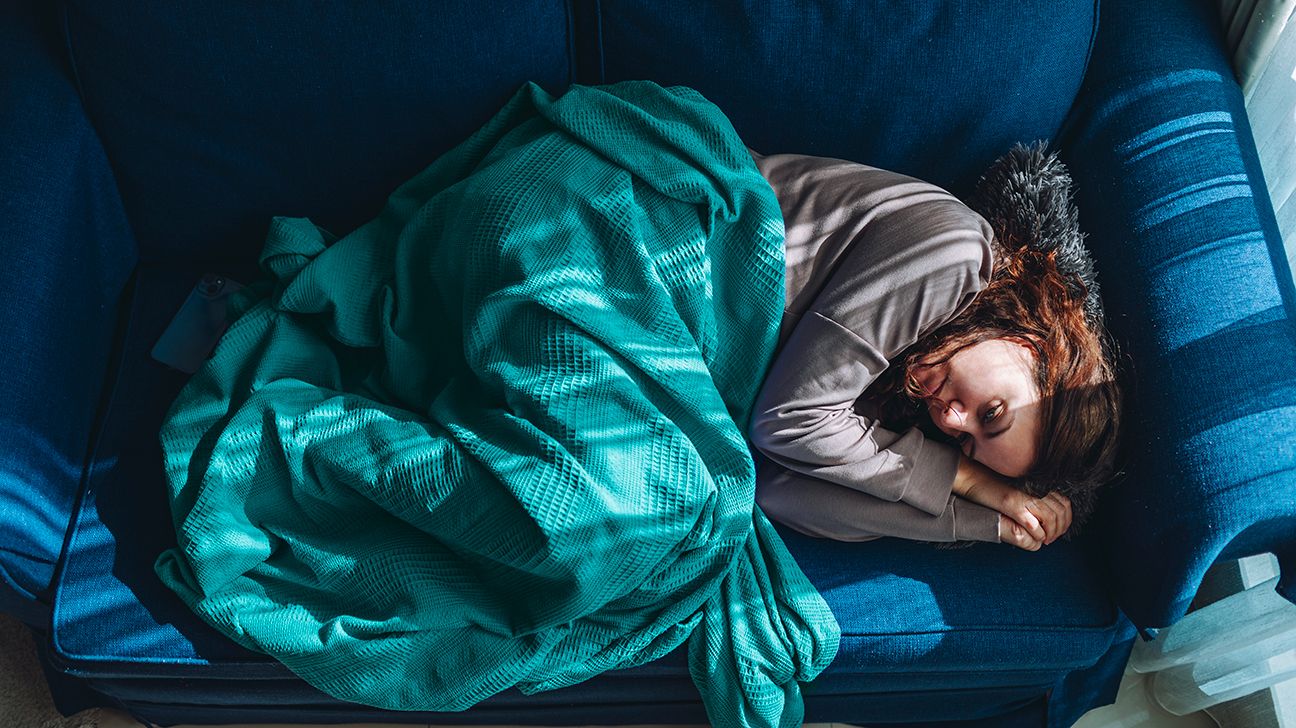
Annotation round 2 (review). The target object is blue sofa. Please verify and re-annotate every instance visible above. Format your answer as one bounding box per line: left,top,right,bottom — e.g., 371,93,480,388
3,1,1294,727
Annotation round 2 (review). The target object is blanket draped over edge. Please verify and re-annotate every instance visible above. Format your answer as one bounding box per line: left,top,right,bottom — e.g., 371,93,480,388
152,80,841,728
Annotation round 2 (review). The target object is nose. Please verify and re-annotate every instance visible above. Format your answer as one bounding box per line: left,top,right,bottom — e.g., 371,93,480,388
939,400,971,432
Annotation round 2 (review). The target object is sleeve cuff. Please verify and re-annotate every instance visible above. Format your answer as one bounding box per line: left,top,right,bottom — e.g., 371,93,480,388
953,496,1002,543
899,434,960,516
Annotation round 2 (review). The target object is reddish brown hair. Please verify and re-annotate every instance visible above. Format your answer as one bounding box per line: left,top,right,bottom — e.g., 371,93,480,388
869,238,1125,538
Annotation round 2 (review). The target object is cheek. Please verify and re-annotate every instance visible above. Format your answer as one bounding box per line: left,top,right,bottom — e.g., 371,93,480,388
984,440,1032,478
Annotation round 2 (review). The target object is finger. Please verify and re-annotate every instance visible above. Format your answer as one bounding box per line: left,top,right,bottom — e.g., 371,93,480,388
1047,492,1067,538
1010,521,1041,552
1031,497,1062,543
1047,492,1073,536
1026,497,1057,542
1016,507,1046,542
1031,494,1062,541
1026,497,1058,542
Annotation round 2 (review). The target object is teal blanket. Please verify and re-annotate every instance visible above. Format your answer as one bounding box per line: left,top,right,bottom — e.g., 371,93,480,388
153,80,840,727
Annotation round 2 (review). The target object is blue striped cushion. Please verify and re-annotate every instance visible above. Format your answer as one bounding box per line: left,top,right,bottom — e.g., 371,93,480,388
1058,0,1296,633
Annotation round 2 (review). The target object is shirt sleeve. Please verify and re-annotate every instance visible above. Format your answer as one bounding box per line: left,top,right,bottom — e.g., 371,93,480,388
753,450,1003,543
748,182,995,517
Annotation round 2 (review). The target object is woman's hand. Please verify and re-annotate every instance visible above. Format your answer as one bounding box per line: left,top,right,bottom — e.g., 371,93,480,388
952,454,1073,549
998,513,1043,551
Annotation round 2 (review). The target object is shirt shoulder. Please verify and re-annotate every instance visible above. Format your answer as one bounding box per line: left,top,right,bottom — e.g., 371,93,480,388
751,151,995,323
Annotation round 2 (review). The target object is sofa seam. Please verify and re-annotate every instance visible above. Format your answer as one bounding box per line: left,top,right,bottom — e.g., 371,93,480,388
1056,0,1102,148
591,0,604,83
22,1,147,630
841,625,1120,636
0,546,57,567
563,0,576,86
58,0,146,261
57,0,86,106
1084,0,1100,84
566,0,605,85
43,264,142,642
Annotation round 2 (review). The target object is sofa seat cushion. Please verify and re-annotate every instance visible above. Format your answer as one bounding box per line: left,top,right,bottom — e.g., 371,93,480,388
58,0,576,263
594,0,1099,202
45,265,1123,716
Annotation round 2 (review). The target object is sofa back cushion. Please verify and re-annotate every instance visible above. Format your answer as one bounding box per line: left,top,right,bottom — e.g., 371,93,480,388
595,0,1099,202
59,0,576,264
60,0,1096,266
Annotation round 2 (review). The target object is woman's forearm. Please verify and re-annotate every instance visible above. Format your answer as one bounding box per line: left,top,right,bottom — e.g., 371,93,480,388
951,454,975,497
754,452,1002,543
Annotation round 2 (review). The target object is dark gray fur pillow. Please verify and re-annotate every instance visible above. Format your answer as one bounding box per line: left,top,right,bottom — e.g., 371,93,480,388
965,140,1104,328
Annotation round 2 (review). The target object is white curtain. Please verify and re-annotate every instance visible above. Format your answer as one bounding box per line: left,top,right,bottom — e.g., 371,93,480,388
1129,553,1296,718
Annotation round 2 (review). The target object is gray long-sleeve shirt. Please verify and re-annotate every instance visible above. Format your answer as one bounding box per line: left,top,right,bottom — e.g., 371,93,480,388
747,149,1003,544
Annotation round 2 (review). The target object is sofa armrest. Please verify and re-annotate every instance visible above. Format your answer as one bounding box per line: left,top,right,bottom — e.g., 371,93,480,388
0,0,137,627
1056,0,1296,637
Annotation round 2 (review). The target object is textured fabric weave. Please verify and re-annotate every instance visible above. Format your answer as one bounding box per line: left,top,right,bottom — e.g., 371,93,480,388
1058,0,1296,631
596,0,1097,202
151,80,840,727
60,0,574,262
0,0,138,626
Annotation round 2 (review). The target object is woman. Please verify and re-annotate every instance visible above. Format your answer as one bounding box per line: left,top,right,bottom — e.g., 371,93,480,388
746,142,1125,552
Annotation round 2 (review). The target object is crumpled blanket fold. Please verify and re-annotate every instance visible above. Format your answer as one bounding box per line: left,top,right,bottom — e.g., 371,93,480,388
153,79,841,728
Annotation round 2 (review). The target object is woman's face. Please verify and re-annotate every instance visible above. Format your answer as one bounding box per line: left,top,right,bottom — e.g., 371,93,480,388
912,338,1042,478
